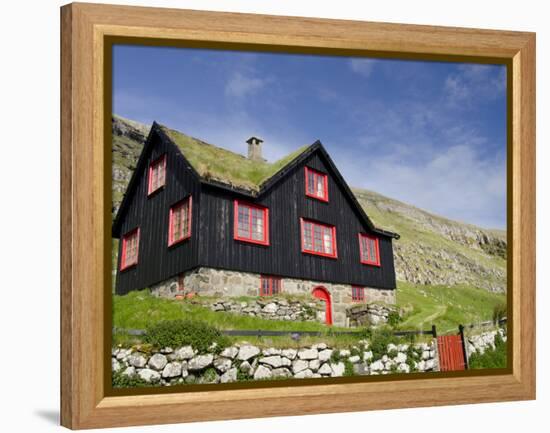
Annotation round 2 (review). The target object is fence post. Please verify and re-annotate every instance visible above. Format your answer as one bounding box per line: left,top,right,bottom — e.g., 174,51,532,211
431,325,437,338
458,324,469,370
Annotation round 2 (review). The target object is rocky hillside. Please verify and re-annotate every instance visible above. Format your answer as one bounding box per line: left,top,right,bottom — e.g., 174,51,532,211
111,115,507,293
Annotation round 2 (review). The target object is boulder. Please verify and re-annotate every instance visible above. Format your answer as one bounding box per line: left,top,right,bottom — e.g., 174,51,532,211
353,363,369,376
271,368,292,379
128,353,147,368
162,362,182,378
220,368,238,383
297,348,318,360
112,358,121,372
237,345,260,361
292,359,309,374
369,360,384,372
318,363,332,375
213,357,232,373
394,352,407,364
294,369,314,379
122,366,135,377
174,346,195,360
253,365,272,380
318,349,333,362
348,355,361,364
148,353,168,371
309,359,321,371
330,362,345,377
259,356,284,368
220,346,239,359
137,368,160,383
262,347,282,356
188,354,214,371
397,363,410,373
363,351,373,361
281,348,297,360
262,303,278,314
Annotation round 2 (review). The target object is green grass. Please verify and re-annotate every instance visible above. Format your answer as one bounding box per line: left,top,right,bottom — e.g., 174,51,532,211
396,281,506,334
161,125,309,192
469,333,507,369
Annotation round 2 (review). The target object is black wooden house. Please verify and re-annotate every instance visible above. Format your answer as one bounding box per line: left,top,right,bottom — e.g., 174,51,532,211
113,122,399,326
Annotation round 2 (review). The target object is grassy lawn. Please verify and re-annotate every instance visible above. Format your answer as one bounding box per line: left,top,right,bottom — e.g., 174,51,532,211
396,281,506,334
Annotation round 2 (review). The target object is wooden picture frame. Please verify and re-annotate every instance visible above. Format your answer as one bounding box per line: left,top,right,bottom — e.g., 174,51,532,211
60,2,535,429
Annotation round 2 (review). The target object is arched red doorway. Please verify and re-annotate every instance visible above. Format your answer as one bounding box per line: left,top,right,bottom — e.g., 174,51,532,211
312,286,333,325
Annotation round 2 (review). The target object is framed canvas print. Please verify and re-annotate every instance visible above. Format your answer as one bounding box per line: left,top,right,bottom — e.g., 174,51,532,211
60,2,536,429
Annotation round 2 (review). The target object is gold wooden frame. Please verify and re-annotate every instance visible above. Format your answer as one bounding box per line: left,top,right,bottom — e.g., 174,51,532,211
60,2,536,429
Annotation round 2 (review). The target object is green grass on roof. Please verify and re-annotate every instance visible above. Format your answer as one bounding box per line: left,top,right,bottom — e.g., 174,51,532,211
160,125,309,192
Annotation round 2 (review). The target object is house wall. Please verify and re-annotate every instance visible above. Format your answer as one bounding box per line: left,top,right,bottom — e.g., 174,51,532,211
198,152,397,289
150,267,396,327
114,132,201,295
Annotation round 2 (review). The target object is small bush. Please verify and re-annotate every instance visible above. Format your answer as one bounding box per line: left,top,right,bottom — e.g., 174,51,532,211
387,311,402,327
492,302,507,324
369,327,395,360
144,319,230,353
469,333,507,369
343,360,355,377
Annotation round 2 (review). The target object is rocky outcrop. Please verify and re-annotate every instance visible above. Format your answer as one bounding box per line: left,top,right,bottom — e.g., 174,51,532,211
346,303,400,327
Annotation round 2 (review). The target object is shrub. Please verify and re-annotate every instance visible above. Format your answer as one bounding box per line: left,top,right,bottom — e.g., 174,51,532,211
469,333,507,369
144,319,230,353
343,360,355,377
368,327,395,360
387,311,402,327
492,302,507,324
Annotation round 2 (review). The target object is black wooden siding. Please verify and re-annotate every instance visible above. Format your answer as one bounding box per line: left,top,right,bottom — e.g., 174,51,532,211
115,132,201,295
198,153,396,289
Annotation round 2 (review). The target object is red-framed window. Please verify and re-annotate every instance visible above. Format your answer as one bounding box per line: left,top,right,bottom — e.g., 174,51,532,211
147,154,167,195
359,233,381,266
352,286,366,302
305,167,328,202
300,218,338,258
260,275,282,296
120,228,140,271
168,196,192,246
234,200,269,246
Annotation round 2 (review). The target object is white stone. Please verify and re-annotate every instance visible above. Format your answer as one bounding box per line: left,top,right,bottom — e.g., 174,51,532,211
253,365,272,380
272,368,292,378
220,368,238,383
398,344,409,352
395,352,407,364
220,346,239,359
397,363,410,373
122,366,135,377
292,359,309,374
309,359,321,371
259,356,283,368
339,349,351,357
422,351,431,360
128,353,147,368
213,357,232,373
281,348,297,360
381,355,389,362
298,348,318,360
312,343,327,350
369,360,384,372
188,354,214,371
137,368,160,383
148,353,168,371
262,347,282,356
294,369,314,379
318,363,332,375
238,345,261,361
174,346,195,360
425,359,435,370
348,355,361,364
387,343,398,352
112,358,121,372
364,351,373,360
262,303,278,314
162,362,182,378
239,361,252,374
330,362,346,377
318,349,333,362
280,357,292,367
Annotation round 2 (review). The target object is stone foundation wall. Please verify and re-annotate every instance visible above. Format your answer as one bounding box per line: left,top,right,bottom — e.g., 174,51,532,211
150,267,396,327
465,327,507,359
346,303,400,327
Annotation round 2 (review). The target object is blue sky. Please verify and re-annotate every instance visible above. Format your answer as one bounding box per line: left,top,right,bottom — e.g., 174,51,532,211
113,45,507,229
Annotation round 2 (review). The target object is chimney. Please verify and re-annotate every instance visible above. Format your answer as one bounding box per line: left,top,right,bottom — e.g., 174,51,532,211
246,136,264,161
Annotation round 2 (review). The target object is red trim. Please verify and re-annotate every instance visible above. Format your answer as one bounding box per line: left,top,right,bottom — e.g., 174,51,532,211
358,233,381,266
233,200,270,246
168,195,193,247
120,227,140,271
260,275,283,296
304,166,329,202
312,286,333,325
300,218,338,259
351,286,366,302
147,154,167,196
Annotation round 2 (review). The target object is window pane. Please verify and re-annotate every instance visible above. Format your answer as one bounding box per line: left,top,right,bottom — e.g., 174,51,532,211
303,222,313,250
323,227,333,254
251,208,264,240
237,205,250,238
307,171,315,194
316,174,324,197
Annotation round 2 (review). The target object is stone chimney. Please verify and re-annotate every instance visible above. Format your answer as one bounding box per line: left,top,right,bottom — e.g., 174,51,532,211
246,136,264,161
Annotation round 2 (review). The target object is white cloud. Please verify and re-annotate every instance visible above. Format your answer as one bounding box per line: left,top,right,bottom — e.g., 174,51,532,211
444,64,506,107
225,72,268,99
349,58,377,77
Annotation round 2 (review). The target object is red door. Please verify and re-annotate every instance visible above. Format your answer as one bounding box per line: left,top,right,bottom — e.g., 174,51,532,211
437,335,466,371
312,286,333,325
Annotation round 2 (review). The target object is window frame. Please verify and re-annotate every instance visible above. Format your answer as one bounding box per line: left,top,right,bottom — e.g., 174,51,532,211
304,166,329,202
358,233,381,266
351,286,366,302
260,275,283,296
233,199,270,246
300,217,338,259
147,154,167,196
120,227,140,271
168,195,193,247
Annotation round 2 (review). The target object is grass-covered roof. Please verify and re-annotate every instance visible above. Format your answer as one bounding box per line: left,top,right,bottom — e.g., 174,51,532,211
160,125,310,192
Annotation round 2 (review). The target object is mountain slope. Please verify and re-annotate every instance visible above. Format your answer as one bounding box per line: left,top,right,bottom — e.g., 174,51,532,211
111,115,507,293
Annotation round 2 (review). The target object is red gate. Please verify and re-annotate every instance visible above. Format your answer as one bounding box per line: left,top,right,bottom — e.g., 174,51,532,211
437,334,467,371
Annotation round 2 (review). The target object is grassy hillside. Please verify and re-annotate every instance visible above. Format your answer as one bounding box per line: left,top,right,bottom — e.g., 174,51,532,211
110,115,507,301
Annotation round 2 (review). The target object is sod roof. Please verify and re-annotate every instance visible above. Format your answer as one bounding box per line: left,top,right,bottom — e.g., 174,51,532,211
160,125,310,193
